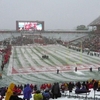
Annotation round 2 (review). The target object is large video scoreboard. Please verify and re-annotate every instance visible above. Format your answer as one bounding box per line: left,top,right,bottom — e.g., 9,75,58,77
16,21,44,31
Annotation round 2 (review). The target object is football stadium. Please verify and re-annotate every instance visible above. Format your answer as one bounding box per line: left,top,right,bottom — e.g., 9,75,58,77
0,17,100,100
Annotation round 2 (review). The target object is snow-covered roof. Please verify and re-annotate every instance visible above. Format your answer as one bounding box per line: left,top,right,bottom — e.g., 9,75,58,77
89,16,100,26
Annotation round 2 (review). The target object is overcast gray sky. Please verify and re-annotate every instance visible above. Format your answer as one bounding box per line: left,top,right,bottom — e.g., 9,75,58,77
0,0,100,30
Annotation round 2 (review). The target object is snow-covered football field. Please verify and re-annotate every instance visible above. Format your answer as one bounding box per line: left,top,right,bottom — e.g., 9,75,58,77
1,44,100,87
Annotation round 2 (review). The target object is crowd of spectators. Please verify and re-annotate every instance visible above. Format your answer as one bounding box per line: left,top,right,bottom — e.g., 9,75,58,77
0,34,100,99
11,36,33,46
0,45,12,71
10,35,56,46
0,79,100,100
68,34,100,56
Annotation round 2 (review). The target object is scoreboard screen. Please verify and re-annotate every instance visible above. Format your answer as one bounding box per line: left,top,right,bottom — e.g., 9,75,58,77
16,21,44,31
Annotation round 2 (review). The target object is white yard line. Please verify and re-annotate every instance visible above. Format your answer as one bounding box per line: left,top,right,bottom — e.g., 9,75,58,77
21,47,40,69
30,46,55,66
39,47,65,66
51,45,100,67
41,46,74,65
16,47,30,68
26,47,53,67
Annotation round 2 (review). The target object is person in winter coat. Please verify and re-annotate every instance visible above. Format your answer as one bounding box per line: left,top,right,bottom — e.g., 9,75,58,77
61,83,66,93
9,92,23,100
75,85,90,94
5,83,15,100
42,89,51,100
75,86,80,93
68,82,73,92
76,82,81,89
0,87,7,98
97,81,100,91
34,90,43,100
23,84,32,100
51,83,60,99
93,80,98,90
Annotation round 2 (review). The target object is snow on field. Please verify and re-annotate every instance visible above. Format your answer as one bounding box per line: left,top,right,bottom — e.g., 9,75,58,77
8,45,100,74
1,44,100,87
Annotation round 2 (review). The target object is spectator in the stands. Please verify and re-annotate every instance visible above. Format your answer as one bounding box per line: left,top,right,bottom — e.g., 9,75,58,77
0,87,7,99
34,84,37,92
13,85,18,94
68,82,74,92
75,83,90,94
76,81,81,89
75,86,80,93
85,81,90,90
41,84,48,92
42,89,51,100
87,79,94,89
9,92,23,100
34,90,43,100
46,83,52,90
82,81,86,87
51,82,61,99
93,80,98,90
97,80,100,91
5,83,15,100
61,83,66,93
19,84,23,91
30,84,34,91
23,84,32,100
68,34,100,56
